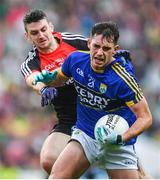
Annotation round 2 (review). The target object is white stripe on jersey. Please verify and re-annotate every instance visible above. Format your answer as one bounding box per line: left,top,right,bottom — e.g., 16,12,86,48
21,47,37,77
21,61,31,77
61,32,88,41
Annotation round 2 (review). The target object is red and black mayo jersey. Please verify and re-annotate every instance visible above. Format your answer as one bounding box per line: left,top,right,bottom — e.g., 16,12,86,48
21,32,89,124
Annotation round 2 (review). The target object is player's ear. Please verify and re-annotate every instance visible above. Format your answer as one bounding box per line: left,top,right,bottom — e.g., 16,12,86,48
87,38,91,49
113,44,119,56
24,32,30,41
114,45,119,51
49,22,54,32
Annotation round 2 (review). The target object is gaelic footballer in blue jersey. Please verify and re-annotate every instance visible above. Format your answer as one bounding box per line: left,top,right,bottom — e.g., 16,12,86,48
33,21,152,179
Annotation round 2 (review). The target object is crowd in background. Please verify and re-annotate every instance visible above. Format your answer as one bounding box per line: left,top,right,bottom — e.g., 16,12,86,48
0,0,160,178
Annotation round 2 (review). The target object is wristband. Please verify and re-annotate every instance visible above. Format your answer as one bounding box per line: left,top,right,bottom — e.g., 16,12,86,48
40,87,47,94
116,135,124,145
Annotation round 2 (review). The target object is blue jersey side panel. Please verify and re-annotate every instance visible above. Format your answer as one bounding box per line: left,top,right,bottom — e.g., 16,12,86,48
62,51,144,145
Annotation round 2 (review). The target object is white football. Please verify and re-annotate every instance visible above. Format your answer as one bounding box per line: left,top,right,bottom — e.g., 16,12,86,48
94,114,129,141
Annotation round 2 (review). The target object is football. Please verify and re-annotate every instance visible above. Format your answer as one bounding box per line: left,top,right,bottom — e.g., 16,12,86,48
94,114,129,141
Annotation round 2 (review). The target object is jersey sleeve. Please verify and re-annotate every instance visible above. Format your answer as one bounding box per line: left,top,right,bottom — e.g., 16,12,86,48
112,62,144,107
21,47,41,78
118,79,143,107
61,32,89,50
61,54,73,78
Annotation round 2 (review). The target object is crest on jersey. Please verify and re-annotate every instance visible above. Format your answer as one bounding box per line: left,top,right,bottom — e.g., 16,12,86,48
100,83,107,93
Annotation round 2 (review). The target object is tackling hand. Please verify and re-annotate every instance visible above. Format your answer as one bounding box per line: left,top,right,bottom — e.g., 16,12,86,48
114,50,131,61
96,125,124,145
33,70,58,85
40,87,58,107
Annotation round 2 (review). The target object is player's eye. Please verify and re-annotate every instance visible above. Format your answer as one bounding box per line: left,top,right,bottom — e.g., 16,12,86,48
30,31,38,35
102,47,111,52
93,44,100,49
41,27,47,32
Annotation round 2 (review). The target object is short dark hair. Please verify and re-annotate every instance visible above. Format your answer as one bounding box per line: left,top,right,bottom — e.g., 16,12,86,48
23,9,47,31
91,21,119,44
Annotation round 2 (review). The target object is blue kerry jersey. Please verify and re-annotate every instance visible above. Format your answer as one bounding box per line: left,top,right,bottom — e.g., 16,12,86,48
61,51,144,145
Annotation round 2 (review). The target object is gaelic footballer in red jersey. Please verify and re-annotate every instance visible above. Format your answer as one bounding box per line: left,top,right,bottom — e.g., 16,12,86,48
21,31,89,133
21,9,89,175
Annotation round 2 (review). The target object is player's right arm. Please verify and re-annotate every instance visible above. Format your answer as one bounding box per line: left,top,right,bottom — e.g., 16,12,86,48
25,72,46,94
33,68,69,87
21,48,46,94
33,53,73,87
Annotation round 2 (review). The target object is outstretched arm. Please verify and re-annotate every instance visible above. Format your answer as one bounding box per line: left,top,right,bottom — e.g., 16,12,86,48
26,72,58,107
26,71,46,94
33,69,70,87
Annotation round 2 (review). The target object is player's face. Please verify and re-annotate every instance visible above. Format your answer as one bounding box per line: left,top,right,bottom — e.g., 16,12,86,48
25,19,54,52
88,34,119,71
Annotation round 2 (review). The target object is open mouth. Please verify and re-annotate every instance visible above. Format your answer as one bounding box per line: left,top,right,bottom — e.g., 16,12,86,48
93,57,104,65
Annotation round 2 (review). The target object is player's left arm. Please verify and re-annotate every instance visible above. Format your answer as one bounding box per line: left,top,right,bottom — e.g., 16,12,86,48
122,97,152,142
112,60,153,143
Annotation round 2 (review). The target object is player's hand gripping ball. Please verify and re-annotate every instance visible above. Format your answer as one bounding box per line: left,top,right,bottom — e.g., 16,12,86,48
94,114,129,145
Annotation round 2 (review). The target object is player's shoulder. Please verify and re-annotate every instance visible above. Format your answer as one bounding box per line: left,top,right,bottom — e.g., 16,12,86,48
64,51,90,67
25,46,38,62
61,32,88,40
60,32,89,50
69,50,90,58
110,57,135,86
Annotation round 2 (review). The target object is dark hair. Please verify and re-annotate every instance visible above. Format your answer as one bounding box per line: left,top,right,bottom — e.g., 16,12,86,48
23,9,47,31
91,21,119,44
